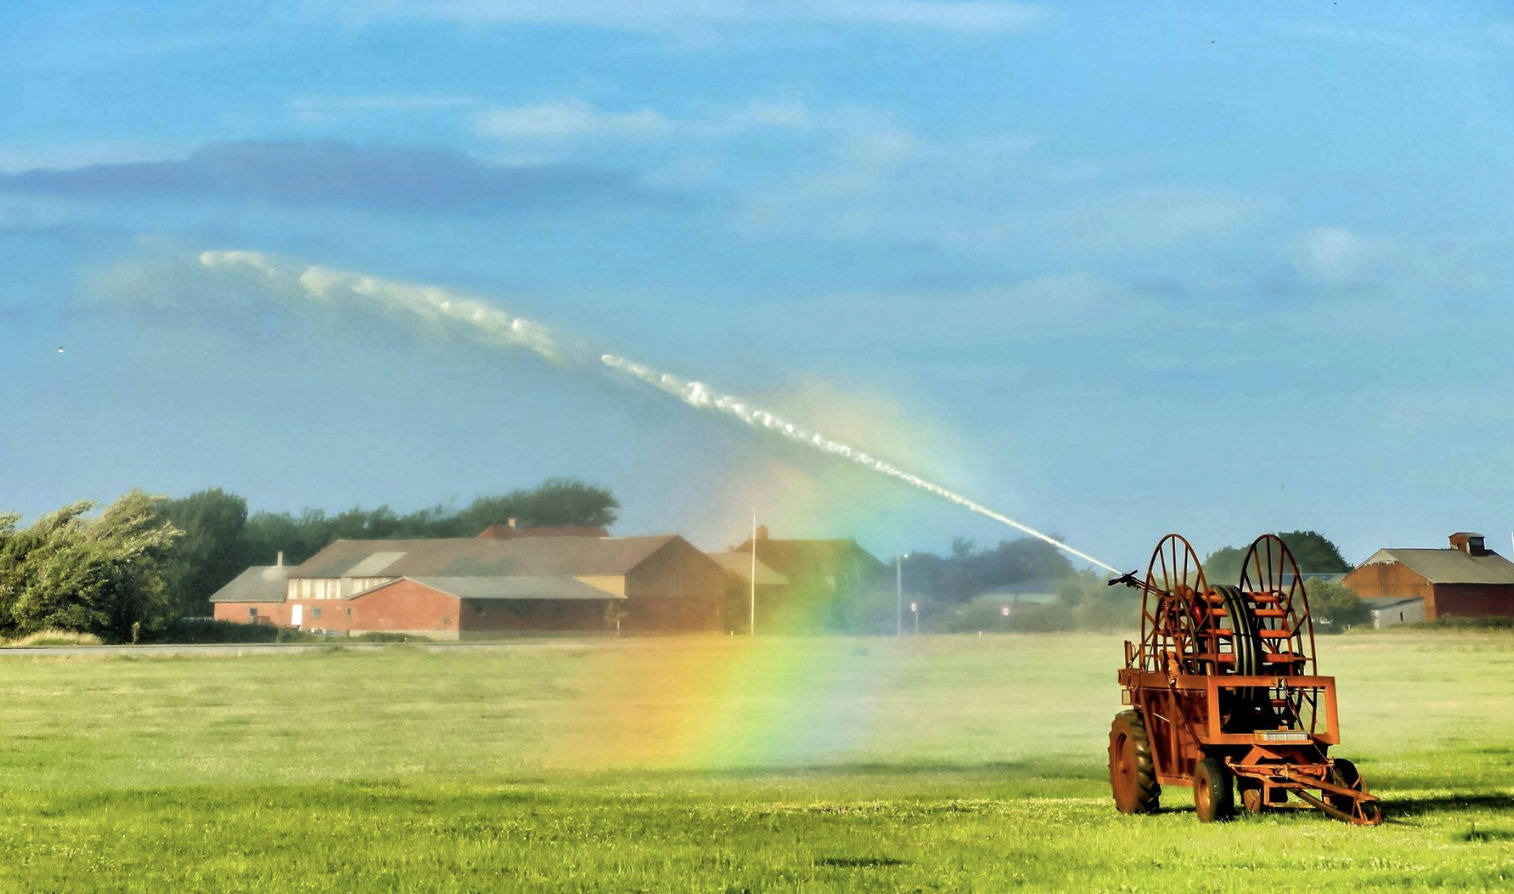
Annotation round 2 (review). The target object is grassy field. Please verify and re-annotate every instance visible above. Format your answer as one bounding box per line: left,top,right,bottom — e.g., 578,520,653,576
0,632,1511,891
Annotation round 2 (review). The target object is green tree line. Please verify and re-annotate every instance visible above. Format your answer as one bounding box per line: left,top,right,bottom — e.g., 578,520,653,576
912,530,1369,635
0,479,618,641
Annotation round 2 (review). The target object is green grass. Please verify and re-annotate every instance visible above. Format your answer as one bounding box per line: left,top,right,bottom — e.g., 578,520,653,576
0,633,1511,891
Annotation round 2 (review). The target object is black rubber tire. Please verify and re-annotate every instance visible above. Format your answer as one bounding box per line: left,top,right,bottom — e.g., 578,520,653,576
1329,758,1365,816
1193,757,1235,823
1109,711,1161,814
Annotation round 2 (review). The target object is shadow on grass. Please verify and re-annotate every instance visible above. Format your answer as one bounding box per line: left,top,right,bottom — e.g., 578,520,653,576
1455,825,1514,842
1387,792,1514,818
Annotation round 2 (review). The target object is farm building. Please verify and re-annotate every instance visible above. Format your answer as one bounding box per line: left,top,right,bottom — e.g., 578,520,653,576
1367,597,1427,630
731,527,885,595
974,579,1066,616
1341,532,1514,621
206,561,298,627
211,530,727,638
726,527,886,630
476,520,610,540
706,551,790,631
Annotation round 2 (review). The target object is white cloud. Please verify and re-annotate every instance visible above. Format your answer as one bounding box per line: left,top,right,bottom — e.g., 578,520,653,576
702,100,816,135
1298,226,1379,284
472,97,828,143
289,93,481,123
0,141,184,175
366,0,1048,33
474,100,672,141
1038,188,1265,253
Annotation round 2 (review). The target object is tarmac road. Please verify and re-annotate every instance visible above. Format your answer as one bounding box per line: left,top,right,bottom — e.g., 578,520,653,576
0,639,624,658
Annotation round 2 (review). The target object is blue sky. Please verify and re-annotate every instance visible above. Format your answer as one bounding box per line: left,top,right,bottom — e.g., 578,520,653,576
3,1,1513,570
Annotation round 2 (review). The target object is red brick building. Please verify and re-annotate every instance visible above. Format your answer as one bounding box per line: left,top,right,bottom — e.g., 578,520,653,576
726,527,885,630
212,530,727,638
1342,532,1514,621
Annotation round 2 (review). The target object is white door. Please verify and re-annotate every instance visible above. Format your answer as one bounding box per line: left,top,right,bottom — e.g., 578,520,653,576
290,604,303,628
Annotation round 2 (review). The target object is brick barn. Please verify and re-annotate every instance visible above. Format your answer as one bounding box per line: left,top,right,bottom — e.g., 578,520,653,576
705,551,789,633
211,528,727,638
731,526,885,596
206,562,297,627
1342,532,1514,621
727,526,885,630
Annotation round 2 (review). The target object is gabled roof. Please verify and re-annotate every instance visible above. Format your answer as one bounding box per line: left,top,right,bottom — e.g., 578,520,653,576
1355,548,1514,586
731,537,884,577
293,535,682,579
210,565,297,603
476,525,609,540
360,576,623,601
706,552,789,586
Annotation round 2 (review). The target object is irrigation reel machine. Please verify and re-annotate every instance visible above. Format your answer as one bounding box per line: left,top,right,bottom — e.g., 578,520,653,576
1107,533,1381,825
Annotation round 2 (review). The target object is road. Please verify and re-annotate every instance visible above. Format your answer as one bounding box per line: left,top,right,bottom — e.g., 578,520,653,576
0,639,627,658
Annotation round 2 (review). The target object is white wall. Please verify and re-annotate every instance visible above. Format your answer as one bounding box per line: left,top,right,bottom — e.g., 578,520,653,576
1371,599,1425,629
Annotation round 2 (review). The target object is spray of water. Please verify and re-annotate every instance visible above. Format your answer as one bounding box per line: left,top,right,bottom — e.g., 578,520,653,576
198,249,1120,573
199,250,564,362
601,355,1120,573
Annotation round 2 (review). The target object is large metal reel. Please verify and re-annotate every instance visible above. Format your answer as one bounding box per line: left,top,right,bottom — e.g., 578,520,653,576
1237,534,1317,675
1137,534,1210,676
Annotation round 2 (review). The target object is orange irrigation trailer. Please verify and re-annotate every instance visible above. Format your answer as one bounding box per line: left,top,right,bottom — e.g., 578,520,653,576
1108,534,1381,824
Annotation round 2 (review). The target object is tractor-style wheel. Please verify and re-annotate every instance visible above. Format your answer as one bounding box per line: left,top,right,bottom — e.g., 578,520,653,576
1238,534,1316,674
1109,711,1160,814
1329,758,1376,820
1193,758,1235,823
1139,535,1209,676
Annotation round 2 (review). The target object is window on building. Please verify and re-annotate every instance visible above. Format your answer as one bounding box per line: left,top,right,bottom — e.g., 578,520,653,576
312,606,322,619
345,607,352,617
247,607,258,619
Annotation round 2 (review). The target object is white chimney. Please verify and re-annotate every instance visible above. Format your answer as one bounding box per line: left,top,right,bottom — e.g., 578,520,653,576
276,550,284,567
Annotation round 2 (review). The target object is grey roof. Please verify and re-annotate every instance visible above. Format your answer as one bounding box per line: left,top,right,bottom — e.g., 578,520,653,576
292,535,682,579
209,565,297,603
364,576,623,601
346,551,407,576
1357,548,1514,585
706,552,789,586
731,537,885,578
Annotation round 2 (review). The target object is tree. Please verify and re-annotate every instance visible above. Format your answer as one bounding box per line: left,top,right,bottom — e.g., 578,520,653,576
1306,579,1370,633
1201,546,1246,585
1204,532,1351,585
158,489,248,617
458,478,620,531
1277,531,1351,573
235,478,621,569
0,491,181,641
972,538,1075,590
